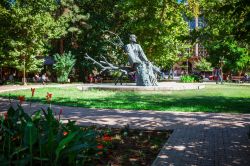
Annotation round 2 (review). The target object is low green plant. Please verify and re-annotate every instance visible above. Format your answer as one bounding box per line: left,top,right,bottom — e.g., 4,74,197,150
190,74,203,82
180,75,195,83
0,105,107,165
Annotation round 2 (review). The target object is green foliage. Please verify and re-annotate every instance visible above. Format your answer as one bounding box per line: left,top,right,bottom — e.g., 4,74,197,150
110,70,122,78
73,0,127,74
197,0,250,73
0,0,72,73
0,105,105,165
186,0,200,17
116,0,190,68
194,58,212,71
1,0,191,81
53,52,76,83
180,75,195,83
75,0,190,73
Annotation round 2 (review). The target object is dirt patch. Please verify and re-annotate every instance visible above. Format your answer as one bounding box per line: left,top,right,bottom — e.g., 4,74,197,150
93,127,172,166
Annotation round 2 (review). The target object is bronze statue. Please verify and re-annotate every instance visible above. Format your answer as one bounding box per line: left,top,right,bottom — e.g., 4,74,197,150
125,34,157,86
85,32,161,86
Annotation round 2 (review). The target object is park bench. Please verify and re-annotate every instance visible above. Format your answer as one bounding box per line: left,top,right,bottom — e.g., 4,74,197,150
231,76,244,83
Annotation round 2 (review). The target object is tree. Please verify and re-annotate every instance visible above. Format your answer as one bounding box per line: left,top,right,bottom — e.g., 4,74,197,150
0,0,70,84
194,57,212,71
116,0,190,69
66,0,128,81
220,0,250,42
196,0,250,73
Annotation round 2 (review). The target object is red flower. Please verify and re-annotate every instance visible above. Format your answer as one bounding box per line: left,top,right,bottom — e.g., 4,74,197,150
63,131,68,136
97,144,104,149
31,88,35,97
97,151,103,155
18,96,25,104
46,92,52,103
102,134,112,142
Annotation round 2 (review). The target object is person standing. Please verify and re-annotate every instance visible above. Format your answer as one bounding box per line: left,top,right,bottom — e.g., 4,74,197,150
42,73,46,85
213,67,223,84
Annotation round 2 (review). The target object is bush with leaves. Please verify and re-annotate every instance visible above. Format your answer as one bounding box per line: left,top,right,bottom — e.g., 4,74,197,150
53,52,76,83
0,105,108,165
180,75,195,83
180,74,203,83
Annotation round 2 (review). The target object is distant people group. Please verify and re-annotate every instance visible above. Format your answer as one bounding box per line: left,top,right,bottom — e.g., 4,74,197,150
33,73,49,84
88,74,103,83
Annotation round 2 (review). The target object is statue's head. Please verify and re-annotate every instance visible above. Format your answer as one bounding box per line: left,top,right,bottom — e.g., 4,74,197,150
129,34,137,43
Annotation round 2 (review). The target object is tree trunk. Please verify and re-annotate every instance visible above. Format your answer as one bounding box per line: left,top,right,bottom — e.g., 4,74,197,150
23,57,27,85
195,16,199,56
60,39,64,54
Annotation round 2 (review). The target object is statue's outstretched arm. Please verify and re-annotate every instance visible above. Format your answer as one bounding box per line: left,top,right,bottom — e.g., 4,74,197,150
103,30,124,48
85,53,127,74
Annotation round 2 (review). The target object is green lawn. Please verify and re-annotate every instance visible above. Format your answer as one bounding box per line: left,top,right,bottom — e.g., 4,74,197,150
1,84,250,113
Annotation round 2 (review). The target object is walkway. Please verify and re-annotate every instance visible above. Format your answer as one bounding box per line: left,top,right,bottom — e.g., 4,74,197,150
0,84,250,166
0,83,83,93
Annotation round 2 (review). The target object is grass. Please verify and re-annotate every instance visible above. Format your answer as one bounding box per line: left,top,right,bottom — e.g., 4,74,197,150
1,84,250,113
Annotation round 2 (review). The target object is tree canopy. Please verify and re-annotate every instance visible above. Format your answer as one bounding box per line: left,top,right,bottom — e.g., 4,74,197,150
1,0,249,81
196,0,250,73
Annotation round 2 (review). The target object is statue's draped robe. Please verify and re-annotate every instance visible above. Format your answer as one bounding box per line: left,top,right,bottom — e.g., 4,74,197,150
125,43,157,86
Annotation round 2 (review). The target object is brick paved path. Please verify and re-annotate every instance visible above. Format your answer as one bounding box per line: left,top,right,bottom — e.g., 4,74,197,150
0,84,250,166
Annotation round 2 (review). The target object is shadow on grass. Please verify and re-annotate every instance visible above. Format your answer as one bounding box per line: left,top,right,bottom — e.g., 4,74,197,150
22,93,250,113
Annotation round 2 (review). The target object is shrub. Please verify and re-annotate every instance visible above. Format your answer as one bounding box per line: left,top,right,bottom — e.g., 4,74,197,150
180,75,195,83
0,106,107,165
190,74,203,82
53,52,76,83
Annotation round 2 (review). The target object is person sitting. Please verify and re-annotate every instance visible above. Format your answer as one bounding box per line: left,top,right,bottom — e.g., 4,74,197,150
88,74,94,83
9,74,14,83
94,74,103,83
33,73,40,83
242,73,249,82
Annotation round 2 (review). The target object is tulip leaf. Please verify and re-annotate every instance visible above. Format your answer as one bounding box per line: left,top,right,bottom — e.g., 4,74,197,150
24,122,38,146
55,131,78,161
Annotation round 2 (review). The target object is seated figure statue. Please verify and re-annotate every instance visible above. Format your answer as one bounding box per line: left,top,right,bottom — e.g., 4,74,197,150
125,34,157,86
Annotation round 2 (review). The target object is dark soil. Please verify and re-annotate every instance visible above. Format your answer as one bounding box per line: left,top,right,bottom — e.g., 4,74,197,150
96,127,172,166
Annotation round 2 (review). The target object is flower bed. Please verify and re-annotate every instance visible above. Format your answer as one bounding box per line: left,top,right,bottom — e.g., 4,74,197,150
0,105,172,165
0,89,172,165
95,127,172,166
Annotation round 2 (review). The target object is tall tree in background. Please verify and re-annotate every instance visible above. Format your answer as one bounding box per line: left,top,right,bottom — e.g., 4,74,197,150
0,0,191,83
186,0,200,56
67,0,127,82
56,0,90,54
116,0,190,69
77,0,190,74
0,0,69,84
197,0,250,74
0,0,90,84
